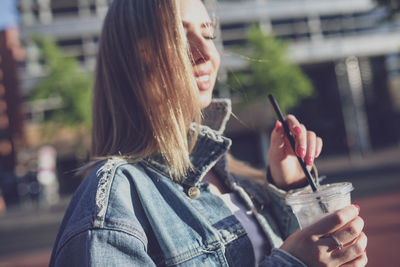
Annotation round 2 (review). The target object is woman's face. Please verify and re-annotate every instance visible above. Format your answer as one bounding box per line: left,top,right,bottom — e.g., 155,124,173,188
179,0,221,109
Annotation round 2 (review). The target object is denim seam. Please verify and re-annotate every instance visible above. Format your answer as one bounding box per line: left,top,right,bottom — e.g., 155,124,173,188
56,221,94,255
163,243,217,265
184,185,248,245
55,227,148,258
54,228,91,258
181,191,220,243
271,248,307,266
221,230,247,246
166,249,206,266
102,220,148,247
165,242,225,266
94,158,129,227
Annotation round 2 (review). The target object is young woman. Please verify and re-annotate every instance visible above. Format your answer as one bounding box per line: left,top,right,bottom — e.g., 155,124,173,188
49,0,367,266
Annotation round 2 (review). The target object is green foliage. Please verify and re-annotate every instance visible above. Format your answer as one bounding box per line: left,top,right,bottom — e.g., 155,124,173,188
30,35,92,127
228,25,314,112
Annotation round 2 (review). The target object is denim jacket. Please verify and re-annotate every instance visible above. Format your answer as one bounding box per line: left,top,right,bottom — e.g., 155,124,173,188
49,99,307,267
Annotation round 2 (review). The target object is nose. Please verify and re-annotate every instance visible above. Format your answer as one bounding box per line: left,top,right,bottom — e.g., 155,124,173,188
188,34,211,65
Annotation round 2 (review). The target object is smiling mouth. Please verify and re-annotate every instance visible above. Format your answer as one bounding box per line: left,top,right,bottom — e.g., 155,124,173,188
196,75,210,83
195,74,212,91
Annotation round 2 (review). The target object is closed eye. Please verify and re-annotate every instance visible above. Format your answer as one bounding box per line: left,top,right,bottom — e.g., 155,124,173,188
204,35,216,40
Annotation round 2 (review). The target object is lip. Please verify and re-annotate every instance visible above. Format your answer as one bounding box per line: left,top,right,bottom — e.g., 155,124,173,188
194,69,213,91
194,69,212,77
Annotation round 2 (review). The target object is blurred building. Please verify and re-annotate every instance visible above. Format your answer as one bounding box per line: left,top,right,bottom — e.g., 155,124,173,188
18,0,400,164
219,0,400,161
19,0,111,93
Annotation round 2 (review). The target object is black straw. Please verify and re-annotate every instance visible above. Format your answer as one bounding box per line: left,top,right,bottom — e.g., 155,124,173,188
268,94,318,191
268,94,329,213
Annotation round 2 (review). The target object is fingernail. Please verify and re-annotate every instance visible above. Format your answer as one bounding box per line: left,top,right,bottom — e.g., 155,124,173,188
354,204,360,212
297,147,305,158
275,121,281,132
294,126,302,136
305,155,313,166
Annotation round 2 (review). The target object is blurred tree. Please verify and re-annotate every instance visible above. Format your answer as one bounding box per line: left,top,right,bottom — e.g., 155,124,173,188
30,35,92,127
228,25,314,112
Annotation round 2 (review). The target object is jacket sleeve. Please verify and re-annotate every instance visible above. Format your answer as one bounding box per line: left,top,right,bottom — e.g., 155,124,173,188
52,228,157,267
259,248,307,267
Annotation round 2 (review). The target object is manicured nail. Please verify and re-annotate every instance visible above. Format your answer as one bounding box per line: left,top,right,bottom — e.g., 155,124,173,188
297,147,306,158
275,121,281,132
305,156,313,166
294,126,302,136
354,204,360,212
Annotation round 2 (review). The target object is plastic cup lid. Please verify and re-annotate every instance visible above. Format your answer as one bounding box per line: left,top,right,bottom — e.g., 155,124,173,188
286,182,354,205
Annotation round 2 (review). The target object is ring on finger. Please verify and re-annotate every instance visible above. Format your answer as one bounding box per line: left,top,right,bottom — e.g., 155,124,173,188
330,234,343,250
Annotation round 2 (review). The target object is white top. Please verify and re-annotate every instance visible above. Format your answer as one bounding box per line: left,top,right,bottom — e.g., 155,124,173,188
219,193,268,265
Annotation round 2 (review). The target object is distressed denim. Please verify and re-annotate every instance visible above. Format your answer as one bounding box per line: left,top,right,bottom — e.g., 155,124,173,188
50,99,307,267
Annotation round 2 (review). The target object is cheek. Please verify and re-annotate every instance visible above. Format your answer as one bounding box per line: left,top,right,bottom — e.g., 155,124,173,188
211,47,221,74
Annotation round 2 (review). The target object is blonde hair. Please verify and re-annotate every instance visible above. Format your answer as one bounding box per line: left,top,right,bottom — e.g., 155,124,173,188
92,0,201,180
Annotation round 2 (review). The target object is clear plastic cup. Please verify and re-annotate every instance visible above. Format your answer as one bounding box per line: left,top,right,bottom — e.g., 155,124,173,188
286,182,354,229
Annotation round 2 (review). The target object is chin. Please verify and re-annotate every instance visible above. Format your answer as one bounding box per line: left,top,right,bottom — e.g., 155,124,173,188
199,93,213,109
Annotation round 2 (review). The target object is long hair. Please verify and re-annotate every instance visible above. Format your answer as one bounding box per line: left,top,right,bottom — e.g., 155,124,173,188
92,0,201,180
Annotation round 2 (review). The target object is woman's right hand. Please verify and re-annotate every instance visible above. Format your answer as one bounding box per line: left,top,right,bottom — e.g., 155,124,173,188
280,205,368,267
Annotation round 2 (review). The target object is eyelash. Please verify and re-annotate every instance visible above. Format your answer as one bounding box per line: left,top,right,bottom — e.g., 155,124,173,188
204,35,217,40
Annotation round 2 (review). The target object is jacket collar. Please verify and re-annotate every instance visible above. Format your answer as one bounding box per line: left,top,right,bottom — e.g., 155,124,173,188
201,98,232,134
143,99,232,185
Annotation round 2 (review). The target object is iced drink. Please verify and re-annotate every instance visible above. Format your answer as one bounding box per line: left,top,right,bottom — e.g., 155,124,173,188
286,182,354,229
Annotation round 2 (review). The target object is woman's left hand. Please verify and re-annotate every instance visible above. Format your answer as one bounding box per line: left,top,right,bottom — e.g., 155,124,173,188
268,115,323,189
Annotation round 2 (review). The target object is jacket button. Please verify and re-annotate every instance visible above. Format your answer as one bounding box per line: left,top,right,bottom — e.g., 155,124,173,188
188,186,200,199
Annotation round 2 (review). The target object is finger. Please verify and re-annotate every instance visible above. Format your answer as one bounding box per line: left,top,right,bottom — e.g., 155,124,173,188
270,120,285,147
285,115,306,158
306,205,360,236
331,232,367,264
305,131,316,166
295,124,307,159
285,114,301,130
333,217,364,247
315,137,323,158
340,253,368,267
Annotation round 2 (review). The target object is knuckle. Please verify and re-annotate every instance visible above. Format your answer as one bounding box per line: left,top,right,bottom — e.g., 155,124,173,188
309,234,320,243
286,114,295,120
353,240,364,255
307,131,316,139
347,223,359,236
355,254,368,267
354,216,364,229
362,232,368,246
358,216,365,229
356,216,365,229
333,212,347,225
